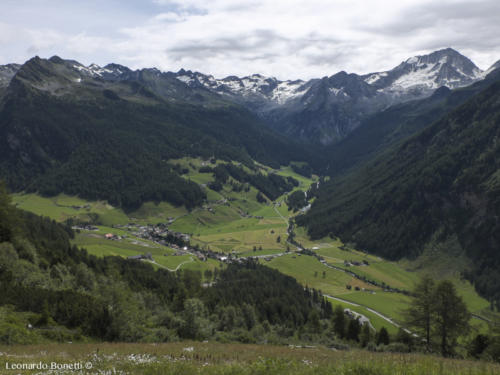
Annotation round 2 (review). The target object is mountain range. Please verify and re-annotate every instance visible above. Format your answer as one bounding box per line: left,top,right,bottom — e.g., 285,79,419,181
0,55,318,209
2,48,496,146
173,48,495,144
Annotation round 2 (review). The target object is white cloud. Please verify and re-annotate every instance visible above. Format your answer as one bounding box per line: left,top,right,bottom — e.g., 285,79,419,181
0,0,499,79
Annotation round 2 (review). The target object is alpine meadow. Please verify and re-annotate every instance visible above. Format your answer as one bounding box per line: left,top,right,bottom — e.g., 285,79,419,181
2,1,500,374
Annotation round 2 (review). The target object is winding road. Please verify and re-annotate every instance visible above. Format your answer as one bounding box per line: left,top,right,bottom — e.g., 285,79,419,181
324,294,404,331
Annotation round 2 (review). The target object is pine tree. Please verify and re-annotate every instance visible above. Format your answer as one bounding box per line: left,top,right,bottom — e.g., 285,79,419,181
332,305,346,338
346,318,361,342
376,326,390,345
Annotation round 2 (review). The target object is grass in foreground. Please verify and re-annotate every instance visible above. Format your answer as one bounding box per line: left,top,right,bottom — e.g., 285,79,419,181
0,342,498,375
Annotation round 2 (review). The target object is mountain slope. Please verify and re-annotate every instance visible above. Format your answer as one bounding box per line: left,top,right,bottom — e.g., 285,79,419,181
0,64,20,87
174,48,486,144
297,76,500,302
325,67,500,177
0,56,319,209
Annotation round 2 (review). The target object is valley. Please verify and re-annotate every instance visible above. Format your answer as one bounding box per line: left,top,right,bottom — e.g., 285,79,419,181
1,46,500,372
11,157,496,337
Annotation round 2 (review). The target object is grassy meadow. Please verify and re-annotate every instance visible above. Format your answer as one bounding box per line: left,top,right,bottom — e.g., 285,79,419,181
0,342,499,375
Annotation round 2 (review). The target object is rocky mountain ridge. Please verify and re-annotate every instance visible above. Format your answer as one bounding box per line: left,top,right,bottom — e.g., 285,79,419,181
0,48,496,144
173,48,491,144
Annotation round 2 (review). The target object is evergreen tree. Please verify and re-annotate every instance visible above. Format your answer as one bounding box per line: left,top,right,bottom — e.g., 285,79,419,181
376,327,390,345
346,318,361,342
256,192,266,203
468,334,489,359
307,309,321,333
0,181,19,243
360,323,372,347
433,280,470,357
403,276,435,351
395,327,414,350
332,305,346,338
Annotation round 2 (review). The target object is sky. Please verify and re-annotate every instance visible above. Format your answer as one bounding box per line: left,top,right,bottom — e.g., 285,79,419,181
1,0,500,80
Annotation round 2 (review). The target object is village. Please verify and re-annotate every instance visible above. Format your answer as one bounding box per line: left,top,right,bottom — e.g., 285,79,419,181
73,219,409,298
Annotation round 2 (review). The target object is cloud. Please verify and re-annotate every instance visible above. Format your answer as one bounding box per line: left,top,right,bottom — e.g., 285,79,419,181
0,0,499,79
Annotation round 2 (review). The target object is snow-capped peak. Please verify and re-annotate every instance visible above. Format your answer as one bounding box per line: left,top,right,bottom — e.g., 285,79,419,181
271,80,307,104
174,70,305,104
171,48,496,115
363,48,484,98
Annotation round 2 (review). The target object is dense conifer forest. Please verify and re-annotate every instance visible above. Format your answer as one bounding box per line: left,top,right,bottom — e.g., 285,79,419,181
298,77,500,305
0,57,322,210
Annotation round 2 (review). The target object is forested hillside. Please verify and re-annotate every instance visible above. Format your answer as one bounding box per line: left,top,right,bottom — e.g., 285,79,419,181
325,68,500,177
298,77,500,304
0,57,320,209
0,183,339,344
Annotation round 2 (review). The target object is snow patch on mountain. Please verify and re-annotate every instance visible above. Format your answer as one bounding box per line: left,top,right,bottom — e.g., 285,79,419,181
174,71,308,105
371,49,485,97
328,87,349,97
364,72,388,85
390,64,441,90
177,75,195,85
72,63,122,78
271,81,307,104
406,56,419,64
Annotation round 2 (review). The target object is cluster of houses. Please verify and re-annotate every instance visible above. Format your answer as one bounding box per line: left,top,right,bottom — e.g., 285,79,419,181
113,223,190,244
345,284,376,294
197,248,259,264
236,208,264,219
104,233,126,240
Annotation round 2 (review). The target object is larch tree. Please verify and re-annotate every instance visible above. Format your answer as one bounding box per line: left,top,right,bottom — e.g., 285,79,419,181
403,276,435,351
433,280,470,357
